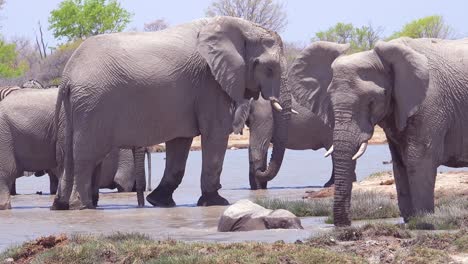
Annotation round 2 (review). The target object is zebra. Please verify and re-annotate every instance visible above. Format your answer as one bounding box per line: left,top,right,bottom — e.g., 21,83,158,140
0,79,45,101
0,86,21,100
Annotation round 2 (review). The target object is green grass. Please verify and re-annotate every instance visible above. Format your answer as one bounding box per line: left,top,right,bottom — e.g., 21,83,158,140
257,190,400,221
0,234,365,264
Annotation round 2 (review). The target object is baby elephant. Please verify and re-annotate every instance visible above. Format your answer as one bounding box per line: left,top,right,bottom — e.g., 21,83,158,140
218,200,303,232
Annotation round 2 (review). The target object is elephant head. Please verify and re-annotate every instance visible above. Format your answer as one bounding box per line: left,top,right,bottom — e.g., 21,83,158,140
197,17,284,106
254,41,350,185
323,38,429,226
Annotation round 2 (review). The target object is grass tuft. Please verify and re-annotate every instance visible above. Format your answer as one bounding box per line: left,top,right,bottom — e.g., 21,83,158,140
257,191,399,221
408,196,468,230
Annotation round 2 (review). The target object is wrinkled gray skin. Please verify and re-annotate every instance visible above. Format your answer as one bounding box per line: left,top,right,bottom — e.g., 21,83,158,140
53,17,284,210
218,199,303,232
7,81,150,197
0,88,148,209
233,42,350,189
317,37,468,226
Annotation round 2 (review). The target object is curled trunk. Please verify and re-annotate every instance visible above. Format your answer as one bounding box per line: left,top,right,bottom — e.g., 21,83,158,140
254,77,291,182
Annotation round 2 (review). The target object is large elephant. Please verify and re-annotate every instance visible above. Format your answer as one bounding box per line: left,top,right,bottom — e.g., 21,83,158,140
53,17,285,210
314,37,468,226
233,42,350,189
0,87,149,209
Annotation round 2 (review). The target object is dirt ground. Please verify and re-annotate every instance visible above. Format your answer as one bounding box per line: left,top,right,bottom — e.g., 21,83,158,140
304,170,468,200
149,125,387,152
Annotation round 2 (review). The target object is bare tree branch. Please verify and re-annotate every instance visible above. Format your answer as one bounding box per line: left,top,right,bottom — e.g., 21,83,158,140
144,19,169,32
206,0,287,32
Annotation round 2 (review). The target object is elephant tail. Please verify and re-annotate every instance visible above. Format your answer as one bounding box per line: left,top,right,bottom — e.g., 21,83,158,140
51,82,73,209
145,148,152,191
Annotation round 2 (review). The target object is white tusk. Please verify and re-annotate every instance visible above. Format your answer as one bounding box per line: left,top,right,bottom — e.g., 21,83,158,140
272,101,283,111
291,109,299,114
352,142,368,160
324,145,334,157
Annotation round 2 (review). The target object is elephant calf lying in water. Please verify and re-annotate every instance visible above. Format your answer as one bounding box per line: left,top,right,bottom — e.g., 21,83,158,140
218,200,303,232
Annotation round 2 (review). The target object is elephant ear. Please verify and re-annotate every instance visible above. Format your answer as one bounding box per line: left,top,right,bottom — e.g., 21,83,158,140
232,99,252,134
197,18,246,103
288,41,350,125
374,40,429,131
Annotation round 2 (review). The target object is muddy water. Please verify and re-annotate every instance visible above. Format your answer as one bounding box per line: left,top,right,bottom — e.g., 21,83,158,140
1,145,463,250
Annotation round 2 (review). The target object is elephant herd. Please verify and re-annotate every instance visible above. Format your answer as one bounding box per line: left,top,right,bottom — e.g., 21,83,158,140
1,16,468,227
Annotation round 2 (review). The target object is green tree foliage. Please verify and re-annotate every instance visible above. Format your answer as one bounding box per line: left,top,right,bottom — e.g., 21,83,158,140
206,0,287,32
49,0,132,41
389,15,452,39
314,23,382,52
0,40,27,78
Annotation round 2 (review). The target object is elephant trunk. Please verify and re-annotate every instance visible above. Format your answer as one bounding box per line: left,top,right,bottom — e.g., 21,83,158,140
254,77,291,183
146,148,152,192
332,128,359,226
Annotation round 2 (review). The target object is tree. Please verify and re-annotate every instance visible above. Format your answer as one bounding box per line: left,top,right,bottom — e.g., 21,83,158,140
351,24,382,52
314,23,354,44
314,23,382,52
144,19,169,32
49,0,132,41
390,15,452,39
0,39,27,78
205,0,287,32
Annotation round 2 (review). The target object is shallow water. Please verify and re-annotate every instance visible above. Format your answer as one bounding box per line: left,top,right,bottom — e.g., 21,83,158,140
2,145,465,250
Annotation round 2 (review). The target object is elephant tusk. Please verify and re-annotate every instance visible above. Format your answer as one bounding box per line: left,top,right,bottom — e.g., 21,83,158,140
272,101,283,112
291,109,299,115
352,142,368,160
324,145,334,157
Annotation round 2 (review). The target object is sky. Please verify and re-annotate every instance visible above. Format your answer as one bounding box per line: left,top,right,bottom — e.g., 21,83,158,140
1,0,467,48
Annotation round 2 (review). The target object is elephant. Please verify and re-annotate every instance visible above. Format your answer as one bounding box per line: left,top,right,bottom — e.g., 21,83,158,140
218,199,303,232
233,42,350,190
0,87,149,209
53,16,285,210
311,37,468,226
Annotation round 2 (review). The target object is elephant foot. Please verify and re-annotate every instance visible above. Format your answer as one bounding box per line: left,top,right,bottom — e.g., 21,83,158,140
197,191,229,206
92,193,99,208
146,187,176,207
50,198,69,210
0,198,11,210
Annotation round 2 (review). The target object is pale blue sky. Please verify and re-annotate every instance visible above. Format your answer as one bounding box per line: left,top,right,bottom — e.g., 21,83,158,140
1,0,467,47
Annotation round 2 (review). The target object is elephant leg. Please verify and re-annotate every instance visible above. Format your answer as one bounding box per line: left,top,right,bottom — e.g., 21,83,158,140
91,163,102,207
9,179,17,196
132,147,146,207
146,137,193,207
48,171,58,195
0,174,13,209
388,140,413,222
197,133,230,206
68,159,96,210
249,151,268,190
406,154,436,218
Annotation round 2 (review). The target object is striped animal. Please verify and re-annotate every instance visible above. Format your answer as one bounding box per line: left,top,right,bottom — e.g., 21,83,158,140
0,86,21,100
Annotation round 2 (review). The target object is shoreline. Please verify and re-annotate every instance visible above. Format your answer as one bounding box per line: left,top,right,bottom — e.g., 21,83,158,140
148,126,388,152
